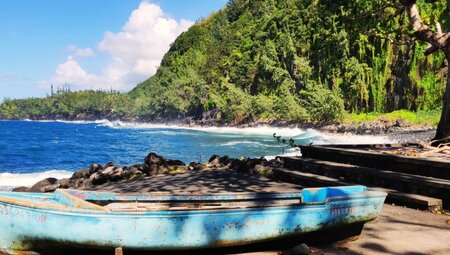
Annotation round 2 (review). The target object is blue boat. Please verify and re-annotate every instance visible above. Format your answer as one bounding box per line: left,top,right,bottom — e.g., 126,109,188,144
0,186,386,254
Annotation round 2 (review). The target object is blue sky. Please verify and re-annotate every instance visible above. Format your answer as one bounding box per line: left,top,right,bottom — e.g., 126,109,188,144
0,0,226,99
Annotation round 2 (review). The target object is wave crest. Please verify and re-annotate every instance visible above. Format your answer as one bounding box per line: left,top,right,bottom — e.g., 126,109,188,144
0,170,73,191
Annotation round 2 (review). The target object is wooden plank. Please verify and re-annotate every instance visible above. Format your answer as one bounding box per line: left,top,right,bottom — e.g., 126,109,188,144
54,189,110,211
105,199,303,212
296,145,450,180
371,187,442,210
296,158,450,190
272,168,443,210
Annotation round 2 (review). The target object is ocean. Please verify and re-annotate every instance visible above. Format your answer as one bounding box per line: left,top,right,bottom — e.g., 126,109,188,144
0,120,391,190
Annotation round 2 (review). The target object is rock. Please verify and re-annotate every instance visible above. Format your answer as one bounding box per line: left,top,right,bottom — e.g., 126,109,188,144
12,186,30,192
253,164,273,176
394,118,409,127
208,154,221,163
166,159,185,166
71,168,90,179
109,168,124,181
207,155,222,168
189,162,205,171
167,165,188,174
144,152,165,166
202,109,221,121
243,158,267,174
129,164,145,172
148,165,167,176
59,178,71,188
29,178,60,193
129,170,144,180
219,155,231,166
80,178,93,188
121,168,132,179
289,243,310,255
101,166,115,176
105,162,115,167
89,172,108,185
230,158,245,172
89,163,103,174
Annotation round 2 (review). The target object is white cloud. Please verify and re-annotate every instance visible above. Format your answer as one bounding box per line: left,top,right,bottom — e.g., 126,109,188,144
66,45,95,59
36,58,102,90
38,1,194,91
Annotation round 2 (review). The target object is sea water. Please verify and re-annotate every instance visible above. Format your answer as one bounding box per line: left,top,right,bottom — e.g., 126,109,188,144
0,120,391,190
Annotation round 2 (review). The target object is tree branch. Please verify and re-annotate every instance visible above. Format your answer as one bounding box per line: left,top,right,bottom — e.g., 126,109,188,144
424,22,443,55
400,0,450,53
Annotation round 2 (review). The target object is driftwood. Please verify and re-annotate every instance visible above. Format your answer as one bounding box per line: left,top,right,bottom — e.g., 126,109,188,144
419,141,450,157
382,142,450,157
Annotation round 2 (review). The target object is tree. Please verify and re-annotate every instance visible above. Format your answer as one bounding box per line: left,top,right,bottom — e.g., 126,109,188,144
399,0,450,141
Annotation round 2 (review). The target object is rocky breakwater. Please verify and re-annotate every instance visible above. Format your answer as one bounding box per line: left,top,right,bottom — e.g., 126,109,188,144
13,152,283,193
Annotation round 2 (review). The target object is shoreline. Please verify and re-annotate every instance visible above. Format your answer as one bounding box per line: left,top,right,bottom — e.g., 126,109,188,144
1,116,437,141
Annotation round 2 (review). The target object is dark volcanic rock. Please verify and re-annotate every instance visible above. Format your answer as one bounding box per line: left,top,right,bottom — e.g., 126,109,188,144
89,163,104,174
207,155,222,168
89,172,108,185
12,186,30,192
109,168,124,181
220,155,231,166
59,178,72,189
189,162,205,171
29,178,60,193
71,168,91,179
166,159,185,166
144,152,165,166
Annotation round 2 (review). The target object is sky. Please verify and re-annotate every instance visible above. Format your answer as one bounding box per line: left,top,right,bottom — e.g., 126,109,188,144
0,0,227,99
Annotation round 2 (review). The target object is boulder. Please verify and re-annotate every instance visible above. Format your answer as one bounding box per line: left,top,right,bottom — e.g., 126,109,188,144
166,159,186,166
207,155,222,168
167,165,188,174
148,165,167,176
105,162,115,168
219,155,231,166
12,186,30,192
59,178,72,189
80,178,93,188
101,166,116,176
89,172,108,185
189,162,205,171
144,152,165,166
109,168,124,181
29,178,60,193
121,167,132,179
71,168,90,179
89,163,104,174
253,164,273,176
230,158,245,172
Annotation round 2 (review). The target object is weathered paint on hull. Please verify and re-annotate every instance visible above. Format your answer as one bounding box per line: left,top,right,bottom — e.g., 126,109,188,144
0,186,386,253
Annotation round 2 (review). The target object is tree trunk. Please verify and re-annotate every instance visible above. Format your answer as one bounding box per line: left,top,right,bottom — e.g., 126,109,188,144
400,0,450,142
434,54,450,140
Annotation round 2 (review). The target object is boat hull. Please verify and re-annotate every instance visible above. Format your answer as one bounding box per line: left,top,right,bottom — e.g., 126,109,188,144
0,186,386,253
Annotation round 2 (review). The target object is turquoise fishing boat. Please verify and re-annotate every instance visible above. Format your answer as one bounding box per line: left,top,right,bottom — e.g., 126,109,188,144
0,186,386,254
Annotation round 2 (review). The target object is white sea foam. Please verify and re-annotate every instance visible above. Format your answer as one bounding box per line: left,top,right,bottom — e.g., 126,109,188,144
221,141,273,147
0,170,73,191
264,148,302,160
16,119,394,144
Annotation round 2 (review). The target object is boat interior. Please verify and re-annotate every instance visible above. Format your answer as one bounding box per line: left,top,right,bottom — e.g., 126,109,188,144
0,185,374,213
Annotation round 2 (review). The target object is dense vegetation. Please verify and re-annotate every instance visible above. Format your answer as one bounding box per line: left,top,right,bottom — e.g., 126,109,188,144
1,0,449,124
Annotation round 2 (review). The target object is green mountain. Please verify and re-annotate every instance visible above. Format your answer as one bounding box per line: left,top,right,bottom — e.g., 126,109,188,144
1,0,448,124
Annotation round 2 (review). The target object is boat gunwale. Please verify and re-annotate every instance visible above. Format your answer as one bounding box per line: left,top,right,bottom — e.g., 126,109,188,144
0,190,387,216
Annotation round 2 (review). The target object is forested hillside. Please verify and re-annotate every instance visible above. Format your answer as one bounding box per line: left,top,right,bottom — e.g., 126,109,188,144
1,0,448,124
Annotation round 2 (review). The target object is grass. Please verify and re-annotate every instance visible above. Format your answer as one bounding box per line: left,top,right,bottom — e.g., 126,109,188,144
343,110,441,126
